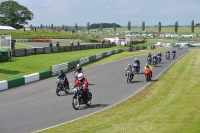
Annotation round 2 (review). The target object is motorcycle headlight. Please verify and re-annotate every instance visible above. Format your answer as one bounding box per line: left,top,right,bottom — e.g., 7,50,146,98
73,89,78,93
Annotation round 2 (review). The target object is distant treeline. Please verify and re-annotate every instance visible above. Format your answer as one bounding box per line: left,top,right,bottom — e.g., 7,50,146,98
90,23,121,29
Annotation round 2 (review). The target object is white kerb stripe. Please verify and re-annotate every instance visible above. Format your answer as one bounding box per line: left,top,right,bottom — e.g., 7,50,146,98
0,80,8,91
24,73,40,84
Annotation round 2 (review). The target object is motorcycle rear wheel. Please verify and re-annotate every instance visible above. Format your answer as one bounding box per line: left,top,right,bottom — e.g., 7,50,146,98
72,97,80,110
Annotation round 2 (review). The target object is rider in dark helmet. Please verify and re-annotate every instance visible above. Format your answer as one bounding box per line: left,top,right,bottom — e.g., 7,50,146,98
58,70,70,89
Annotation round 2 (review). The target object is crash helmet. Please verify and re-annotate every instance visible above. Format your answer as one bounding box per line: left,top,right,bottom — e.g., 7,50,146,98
146,63,149,68
135,58,138,61
77,64,81,68
78,73,84,80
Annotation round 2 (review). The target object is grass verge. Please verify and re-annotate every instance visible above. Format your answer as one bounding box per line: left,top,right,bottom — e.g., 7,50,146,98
37,49,200,133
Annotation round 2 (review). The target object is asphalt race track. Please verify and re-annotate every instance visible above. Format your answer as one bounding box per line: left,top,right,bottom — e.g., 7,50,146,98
0,48,189,133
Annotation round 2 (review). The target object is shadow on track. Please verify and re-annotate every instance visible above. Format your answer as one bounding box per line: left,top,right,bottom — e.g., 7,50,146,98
130,80,144,83
79,104,109,110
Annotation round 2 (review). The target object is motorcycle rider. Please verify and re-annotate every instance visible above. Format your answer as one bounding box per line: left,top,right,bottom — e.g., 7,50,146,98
49,41,53,47
125,64,134,79
144,63,153,78
157,52,162,62
166,50,170,58
157,52,162,57
147,52,152,58
134,58,140,72
74,73,89,102
58,70,70,90
74,64,83,82
153,55,158,64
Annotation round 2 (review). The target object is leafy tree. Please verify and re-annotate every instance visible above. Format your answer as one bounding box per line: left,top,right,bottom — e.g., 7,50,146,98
128,21,131,30
142,21,145,31
90,23,121,29
100,22,103,31
87,22,90,32
191,20,194,32
75,23,78,30
113,22,116,32
158,22,161,32
40,24,43,29
0,0,33,29
62,24,64,30
174,21,178,33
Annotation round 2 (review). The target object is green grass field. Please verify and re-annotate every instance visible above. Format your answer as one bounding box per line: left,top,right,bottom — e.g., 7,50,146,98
36,49,200,133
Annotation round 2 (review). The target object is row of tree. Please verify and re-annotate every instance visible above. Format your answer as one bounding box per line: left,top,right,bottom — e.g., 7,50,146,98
0,0,197,33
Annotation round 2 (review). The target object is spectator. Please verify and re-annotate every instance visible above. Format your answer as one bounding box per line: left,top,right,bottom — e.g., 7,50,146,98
71,41,74,46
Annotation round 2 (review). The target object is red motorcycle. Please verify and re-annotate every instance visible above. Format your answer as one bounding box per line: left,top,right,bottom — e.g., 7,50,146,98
144,68,151,82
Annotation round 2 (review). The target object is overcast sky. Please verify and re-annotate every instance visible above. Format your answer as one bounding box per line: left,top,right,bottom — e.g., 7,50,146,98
1,0,200,26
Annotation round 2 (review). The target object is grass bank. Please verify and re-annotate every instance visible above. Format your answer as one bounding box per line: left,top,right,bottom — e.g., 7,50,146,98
37,49,200,133
0,47,165,81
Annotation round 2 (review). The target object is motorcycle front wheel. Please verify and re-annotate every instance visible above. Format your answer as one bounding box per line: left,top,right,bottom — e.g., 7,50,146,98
127,74,131,83
72,97,80,110
56,87,61,96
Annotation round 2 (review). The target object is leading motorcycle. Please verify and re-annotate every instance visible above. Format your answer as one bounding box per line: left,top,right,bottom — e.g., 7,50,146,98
71,85,92,110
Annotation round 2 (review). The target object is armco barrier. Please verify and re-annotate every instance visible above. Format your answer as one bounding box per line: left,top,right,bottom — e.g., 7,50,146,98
0,80,8,91
12,43,114,57
39,70,52,80
7,77,25,89
89,55,96,62
24,73,39,84
44,47,52,54
51,62,68,76
26,48,35,55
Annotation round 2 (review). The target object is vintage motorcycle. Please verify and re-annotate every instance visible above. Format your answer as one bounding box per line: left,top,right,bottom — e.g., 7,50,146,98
133,63,140,74
56,78,69,96
71,85,92,110
172,53,176,59
125,69,133,83
166,53,170,60
147,57,152,65
157,55,161,63
153,58,157,67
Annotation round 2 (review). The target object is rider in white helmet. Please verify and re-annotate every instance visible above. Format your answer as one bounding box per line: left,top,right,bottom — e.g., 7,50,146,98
74,73,89,102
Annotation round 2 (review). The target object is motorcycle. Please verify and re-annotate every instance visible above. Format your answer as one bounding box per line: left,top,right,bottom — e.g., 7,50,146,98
157,56,161,63
166,53,170,60
56,78,69,96
153,58,157,67
144,68,151,82
147,57,152,65
72,86,92,110
133,63,140,74
125,70,133,83
74,72,79,82
172,53,176,59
